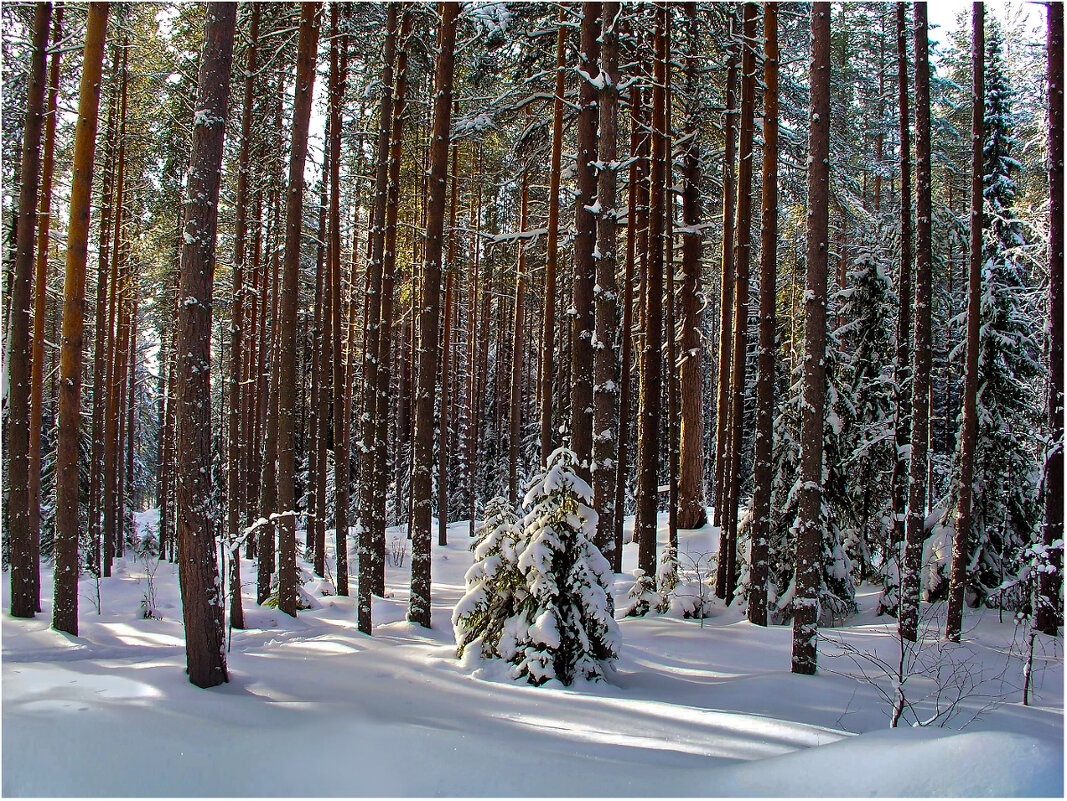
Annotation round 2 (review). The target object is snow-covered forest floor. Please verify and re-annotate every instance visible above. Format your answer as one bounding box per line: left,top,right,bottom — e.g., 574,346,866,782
3,511,1063,797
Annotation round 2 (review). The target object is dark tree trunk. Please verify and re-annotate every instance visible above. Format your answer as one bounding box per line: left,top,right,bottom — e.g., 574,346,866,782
173,1,235,687
358,4,398,633
900,2,932,644
8,1,51,620
409,1,458,629
53,1,109,637
27,3,64,612
441,139,459,540
946,2,983,642
791,1,831,676
677,4,706,534
713,10,740,531
889,3,914,596
275,2,320,619
720,1,758,603
636,4,668,579
592,0,620,558
226,2,259,632
748,1,777,627
1037,1,1064,636
540,11,567,464
570,1,601,479
509,173,528,506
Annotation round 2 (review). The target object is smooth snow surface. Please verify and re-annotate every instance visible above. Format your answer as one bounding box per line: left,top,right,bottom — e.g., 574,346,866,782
3,511,1062,797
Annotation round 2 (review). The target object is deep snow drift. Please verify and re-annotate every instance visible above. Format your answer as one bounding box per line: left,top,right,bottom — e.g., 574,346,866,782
2,510,1062,797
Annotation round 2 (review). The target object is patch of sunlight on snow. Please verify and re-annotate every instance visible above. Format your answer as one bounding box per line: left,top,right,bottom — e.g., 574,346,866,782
15,667,161,703
494,712,789,761
100,623,185,649
628,658,738,680
288,639,360,655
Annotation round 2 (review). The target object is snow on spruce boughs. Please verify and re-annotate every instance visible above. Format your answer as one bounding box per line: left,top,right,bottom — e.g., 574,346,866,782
453,448,619,686
453,497,524,658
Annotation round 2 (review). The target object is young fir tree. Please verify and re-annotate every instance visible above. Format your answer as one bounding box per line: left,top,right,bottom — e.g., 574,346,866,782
455,448,618,686
765,340,858,627
939,20,1042,608
836,251,898,581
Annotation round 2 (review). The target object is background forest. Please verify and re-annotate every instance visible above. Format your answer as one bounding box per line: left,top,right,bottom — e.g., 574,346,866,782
1,0,1062,734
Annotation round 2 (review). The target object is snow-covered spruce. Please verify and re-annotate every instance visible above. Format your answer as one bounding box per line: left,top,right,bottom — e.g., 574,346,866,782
453,448,619,686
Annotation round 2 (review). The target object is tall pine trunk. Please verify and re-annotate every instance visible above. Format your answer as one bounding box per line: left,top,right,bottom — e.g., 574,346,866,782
409,1,459,629
748,1,777,627
7,1,51,619
946,3,983,642
174,1,236,687
1037,2,1063,636
791,1,831,676
275,3,320,618
900,3,933,644
53,1,109,637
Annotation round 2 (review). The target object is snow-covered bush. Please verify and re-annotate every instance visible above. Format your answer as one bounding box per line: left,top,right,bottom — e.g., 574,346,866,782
454,448,619,686
453,498,525,658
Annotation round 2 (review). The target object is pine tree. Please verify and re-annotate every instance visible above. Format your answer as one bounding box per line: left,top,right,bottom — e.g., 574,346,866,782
837,251,898,581
941,19,1042,610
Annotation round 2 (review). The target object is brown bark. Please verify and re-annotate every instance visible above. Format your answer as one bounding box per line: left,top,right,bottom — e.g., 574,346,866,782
276,2,320,619
27,3,64,611
720,1,758,603
614,84,644,571
677,3,706,534
226,2,259,632
440,139,459,542
889,3,914,584
636,4,668,580
409,1,459,628
174,1,235,687
540,11,567,464
791,1,831,676
946,3,983,642
53,1,108,637
7,1,51,619
509,173,528,506
900,2,932,644
330,7,350,595
592,0,620,559
357,3,398,633
1037,0,1064,636
713,11,740,530
570,1,601,478
748,0,777,627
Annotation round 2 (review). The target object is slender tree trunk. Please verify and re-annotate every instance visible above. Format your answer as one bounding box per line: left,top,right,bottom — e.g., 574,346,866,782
721,1,758,603
409,1,458,629
27,4,64,612
570,0,601,478
7,2,51,620
946,3,984,642
748,1,777,627
440,139,459,541
677,5,706,534
899,2,932,644
614,84,644,572
509,173,528,506
1037,0,1064,636
102,44,129,578
713,11,740,530
174,1,235,687
53,1,108,637
275,3,320,618
466,181,482,538
226,2,259,631
540,11,567,464
636,3,667,580
889,3,914,595
330,6,350,595
357,3,398,633
592,0,620,559
791,1,831,676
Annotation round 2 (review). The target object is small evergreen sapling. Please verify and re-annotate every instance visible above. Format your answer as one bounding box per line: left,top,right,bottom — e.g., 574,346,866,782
453,449,619,686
